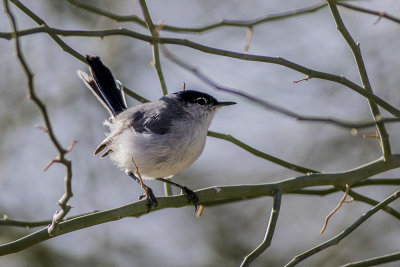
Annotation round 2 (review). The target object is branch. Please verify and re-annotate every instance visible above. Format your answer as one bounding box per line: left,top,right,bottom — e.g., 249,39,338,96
342,251,400,267
10,0,84,62
4,0,75,236
285,189,400,266
337,2,400,25
240,189,282,266
2,155,400,255
138,0,168,95
294,183,400,220
1,26,399,117
0,212,98,228
208,131,318,174
6,177,400,229
328,0,391,160
162,47,400,130
66,0,327,33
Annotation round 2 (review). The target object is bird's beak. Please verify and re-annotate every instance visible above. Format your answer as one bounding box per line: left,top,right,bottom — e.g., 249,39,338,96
216,101,237,107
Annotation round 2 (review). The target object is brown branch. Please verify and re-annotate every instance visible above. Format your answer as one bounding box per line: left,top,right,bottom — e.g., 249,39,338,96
4,0,75,236
1,26,399,118
138,0,168,95
66,0,327,33
328,0,391,160
162,47,400,130
320,184,350,234
286,189,400,266
337,2,400,25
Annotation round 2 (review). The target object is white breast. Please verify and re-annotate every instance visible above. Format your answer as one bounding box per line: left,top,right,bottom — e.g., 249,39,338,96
107,113,214,179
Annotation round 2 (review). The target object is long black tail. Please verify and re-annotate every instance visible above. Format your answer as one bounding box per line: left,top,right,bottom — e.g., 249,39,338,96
77,55,127,116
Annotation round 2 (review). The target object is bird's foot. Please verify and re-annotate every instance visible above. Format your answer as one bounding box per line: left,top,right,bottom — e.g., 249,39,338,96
180,186,199,212
138,185,158,213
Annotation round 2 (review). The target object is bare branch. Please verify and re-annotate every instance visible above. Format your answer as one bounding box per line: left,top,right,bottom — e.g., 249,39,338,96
285,189,400,267
66,0,327,33
240,189,282,266
208,131,318,174
328,0,391,160
2,155,400,255
342,251,400,267
337,2,400,25
162,47,400,130
1,26,399,117
4,0,75,236
320,184,350,234
138,0,168,95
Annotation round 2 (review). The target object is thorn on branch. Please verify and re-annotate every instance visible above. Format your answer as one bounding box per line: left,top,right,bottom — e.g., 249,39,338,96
182,82,186,91
293,76,311,83
154,20,165,32
196,205,204,218
43,159,60,171
363,131,382,146
35,124,49,134
320,184,350,234
374,12,386,25
244,27,253,52
65,140,78,153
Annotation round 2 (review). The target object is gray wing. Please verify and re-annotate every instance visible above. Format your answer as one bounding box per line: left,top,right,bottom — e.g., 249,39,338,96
94,101,184,157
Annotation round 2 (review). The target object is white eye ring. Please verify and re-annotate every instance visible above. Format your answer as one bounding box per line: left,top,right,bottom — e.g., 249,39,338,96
196,97,207,105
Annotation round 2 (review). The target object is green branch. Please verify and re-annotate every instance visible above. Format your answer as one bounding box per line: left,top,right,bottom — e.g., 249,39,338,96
285,189,400,266
241,189,282,266
208,131,318,174
342,251,400,267
1,25,397,117
337,2,400,25
66,0,327,33
328,0,391,160
5,0,75,236
1,155,400,256
138,0,168,96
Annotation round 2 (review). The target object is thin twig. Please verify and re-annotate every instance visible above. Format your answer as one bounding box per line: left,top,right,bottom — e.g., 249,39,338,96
244,27,253,52
337,2,400,25
293,184,400,221
138,0,168,95
10,0,84,62
320,184,350,234
162,47,400,130
1,26,399,117
9,0,149,105
208,131,318,174
285,189,400,267
4,0,75,236
240,189,282,266
328,0,391,160
342,251,400,267
0,211,98,228
66,0,327,33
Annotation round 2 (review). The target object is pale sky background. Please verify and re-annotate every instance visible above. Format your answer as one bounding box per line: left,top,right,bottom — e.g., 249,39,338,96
1,0,400,266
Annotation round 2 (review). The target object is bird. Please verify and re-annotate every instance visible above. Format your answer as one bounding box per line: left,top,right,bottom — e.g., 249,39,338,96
77,55,236,212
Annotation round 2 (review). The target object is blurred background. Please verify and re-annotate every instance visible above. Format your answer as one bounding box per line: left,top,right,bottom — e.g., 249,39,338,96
1,0,400,266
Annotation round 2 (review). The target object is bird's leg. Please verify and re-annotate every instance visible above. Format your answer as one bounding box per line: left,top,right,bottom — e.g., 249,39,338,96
156,178,198,211
127,171,158,213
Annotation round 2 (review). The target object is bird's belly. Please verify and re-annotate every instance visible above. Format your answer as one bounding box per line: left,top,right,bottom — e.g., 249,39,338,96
109,129,207,179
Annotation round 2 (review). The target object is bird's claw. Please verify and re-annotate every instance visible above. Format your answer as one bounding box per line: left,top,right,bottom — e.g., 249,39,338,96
181,186,199,212
138,186,158,213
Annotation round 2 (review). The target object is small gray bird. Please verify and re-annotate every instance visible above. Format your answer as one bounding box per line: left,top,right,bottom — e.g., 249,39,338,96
78,56,236,212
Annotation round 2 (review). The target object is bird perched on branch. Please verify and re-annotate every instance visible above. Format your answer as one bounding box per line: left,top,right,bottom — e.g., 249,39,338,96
77,55,236,212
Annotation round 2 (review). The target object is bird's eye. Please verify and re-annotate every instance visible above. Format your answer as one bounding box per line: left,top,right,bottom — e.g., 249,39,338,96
196,97,207,106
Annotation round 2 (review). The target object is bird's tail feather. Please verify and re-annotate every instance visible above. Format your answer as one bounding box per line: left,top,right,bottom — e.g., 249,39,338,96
77,55,127,116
